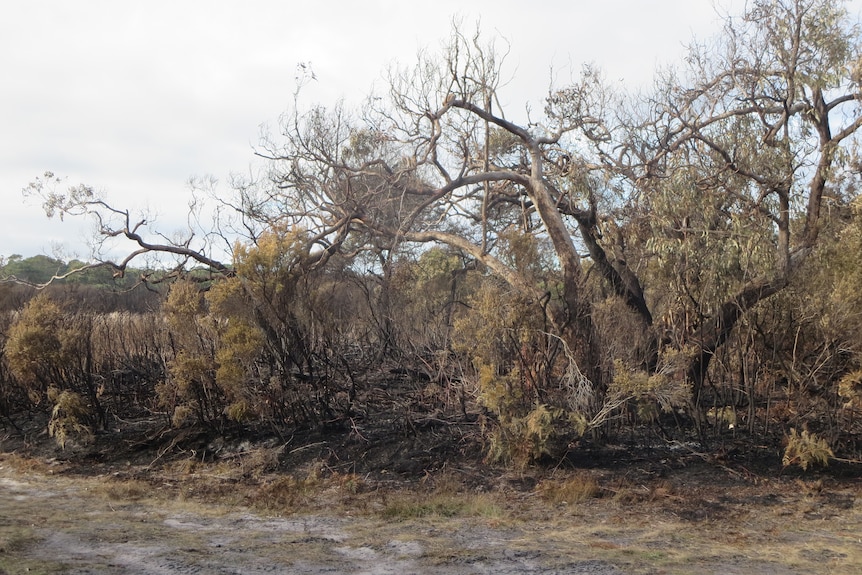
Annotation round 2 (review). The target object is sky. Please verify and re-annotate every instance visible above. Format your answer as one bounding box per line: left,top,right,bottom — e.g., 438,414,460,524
0,0,770,262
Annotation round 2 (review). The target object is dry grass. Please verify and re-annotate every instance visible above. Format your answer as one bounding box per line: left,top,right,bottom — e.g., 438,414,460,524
514,486,862,574
0,452,61,475
380,490,503,520
3,449,862,574
0,525,35,554
380,472,504,520
536,473,601,505
249,474,320,513
101,477,153,501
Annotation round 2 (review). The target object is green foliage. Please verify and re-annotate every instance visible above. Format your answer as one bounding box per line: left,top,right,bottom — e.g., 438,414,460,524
485,403,572,469
453,264,584,467
214,320,265,422
388,246,468,352
453,277,547,379
706,407,738,430
453,281,543,403
159,282,224,427
0,255,66,284
474,363,524,418
413,247,461,284
4,0,862,470
1,291,136,428
641,163,776,347
163,281,205,333
206,276,267,402
486,125,521,158
763,195,862,434
154,222,369,431
206,276,251,320
224,399,251,423
0,254,144,288
233,224,307,300
496,227,553,280
168,351,215,401
4,294,63,390
826,197,862,325
1,295,101,421
169,404,195,428
609,356,691,424
783,428,833,470
746,0,855,89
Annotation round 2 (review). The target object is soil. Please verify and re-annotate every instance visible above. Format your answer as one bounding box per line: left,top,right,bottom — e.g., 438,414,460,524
1,411,862,574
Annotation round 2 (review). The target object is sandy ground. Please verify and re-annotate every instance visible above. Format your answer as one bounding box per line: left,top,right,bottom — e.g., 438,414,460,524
0,468,625,575
1,457,861,574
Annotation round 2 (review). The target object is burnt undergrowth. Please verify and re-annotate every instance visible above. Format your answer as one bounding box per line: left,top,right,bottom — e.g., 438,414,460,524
2,364,857,504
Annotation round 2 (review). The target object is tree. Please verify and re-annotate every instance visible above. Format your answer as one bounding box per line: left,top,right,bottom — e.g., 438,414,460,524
20,172,232,287
255,1,861,432
1,254,71,285
23,0,862,450
564,0,862,400
254,26,607,411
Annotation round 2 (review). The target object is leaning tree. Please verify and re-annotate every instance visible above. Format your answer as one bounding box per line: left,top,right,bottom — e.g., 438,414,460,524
21,0,862,443
559,0,862,400
254,0,861,420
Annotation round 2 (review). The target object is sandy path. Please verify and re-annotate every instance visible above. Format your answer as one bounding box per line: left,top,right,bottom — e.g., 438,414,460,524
2,461,860,574
0,470,626,574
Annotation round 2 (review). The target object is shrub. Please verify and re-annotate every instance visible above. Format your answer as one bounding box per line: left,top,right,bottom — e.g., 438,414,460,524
485,404,578,469
4,294,63,392
838,370,862,411
782,428,833,471
47,387,94,449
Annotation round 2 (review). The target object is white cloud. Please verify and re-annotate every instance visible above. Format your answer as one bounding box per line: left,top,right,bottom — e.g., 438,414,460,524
1,0,765,259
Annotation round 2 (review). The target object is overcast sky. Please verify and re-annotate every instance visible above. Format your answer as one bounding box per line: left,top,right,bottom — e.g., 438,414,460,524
0,0,782,261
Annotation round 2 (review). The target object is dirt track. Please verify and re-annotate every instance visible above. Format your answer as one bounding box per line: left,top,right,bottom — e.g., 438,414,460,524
2,455,861,574
0,468,628,575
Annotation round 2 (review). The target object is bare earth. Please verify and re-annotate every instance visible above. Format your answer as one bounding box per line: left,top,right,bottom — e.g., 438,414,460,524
1,451,861,575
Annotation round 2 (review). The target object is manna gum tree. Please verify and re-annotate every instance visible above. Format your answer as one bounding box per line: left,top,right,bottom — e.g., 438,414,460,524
22,0,862,439
563,0,862,399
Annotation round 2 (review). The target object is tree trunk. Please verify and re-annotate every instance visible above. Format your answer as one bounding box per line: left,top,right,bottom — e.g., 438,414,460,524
686,276,786,397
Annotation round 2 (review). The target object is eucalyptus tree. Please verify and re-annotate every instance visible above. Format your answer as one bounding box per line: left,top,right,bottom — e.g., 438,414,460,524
562,0,862,397
255,28,607,398
23,0,862,439
258,0,862,422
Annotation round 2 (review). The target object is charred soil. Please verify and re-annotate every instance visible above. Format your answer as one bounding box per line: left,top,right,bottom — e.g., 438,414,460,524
1,385,861,574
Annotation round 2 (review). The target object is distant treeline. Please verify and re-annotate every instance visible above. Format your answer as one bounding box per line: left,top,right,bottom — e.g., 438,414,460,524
0,255,162,313
1,254,134,286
